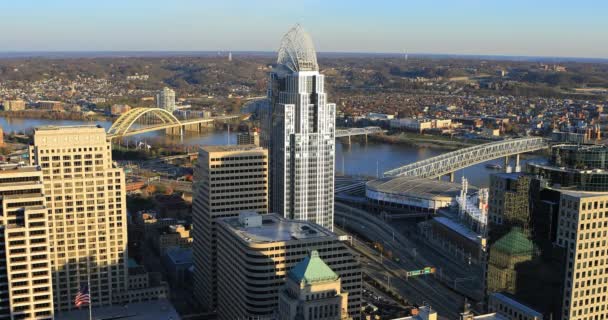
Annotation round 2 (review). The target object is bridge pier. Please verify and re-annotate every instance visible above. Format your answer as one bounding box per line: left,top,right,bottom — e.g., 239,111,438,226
504,156,513,173
449,172,455,182
515,154,521,172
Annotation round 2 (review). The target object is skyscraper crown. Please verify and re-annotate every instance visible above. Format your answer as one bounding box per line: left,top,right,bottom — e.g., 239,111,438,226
277,24,319,72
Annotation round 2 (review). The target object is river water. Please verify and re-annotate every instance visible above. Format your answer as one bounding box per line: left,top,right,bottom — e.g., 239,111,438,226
0,117,542,187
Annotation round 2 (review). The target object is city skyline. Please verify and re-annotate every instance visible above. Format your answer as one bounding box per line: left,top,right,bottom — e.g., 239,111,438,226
2,5,608,318
1,0,607,59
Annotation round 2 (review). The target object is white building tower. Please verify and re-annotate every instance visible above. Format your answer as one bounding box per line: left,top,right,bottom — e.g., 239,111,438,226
156,87,176,112
263,25,336,230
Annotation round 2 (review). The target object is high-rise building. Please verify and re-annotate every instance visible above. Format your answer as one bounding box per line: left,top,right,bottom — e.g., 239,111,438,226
215,212,361,320
156,87,176,112
263,24,336,230
486,228,535,294
192,145,269,311
236,131,260,146
556,191,608,320
277,250,349,320
488,173,533,228
0,164,54,319
29,126,128,311
485,144,608,319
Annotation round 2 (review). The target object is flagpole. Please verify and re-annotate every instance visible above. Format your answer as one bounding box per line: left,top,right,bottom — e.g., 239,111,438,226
87,259,92,320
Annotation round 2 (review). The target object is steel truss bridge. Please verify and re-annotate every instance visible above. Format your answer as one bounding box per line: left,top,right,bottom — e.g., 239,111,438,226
106,108,240,139
335,126,385,138
384,137,549,179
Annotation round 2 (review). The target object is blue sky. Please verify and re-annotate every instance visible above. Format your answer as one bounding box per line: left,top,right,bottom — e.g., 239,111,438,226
1,0,606,58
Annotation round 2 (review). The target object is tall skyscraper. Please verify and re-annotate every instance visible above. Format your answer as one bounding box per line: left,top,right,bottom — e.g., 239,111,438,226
156,87,176,112
263,25,336,230
215,212,361,319
555,191,608,320
29,126,128,311
192,145,269,311
0,164,54,319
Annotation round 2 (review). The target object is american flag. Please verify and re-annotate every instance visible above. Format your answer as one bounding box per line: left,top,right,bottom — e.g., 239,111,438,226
74,283,90,308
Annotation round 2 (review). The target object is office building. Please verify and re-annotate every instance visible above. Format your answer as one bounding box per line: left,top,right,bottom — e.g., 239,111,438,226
263,24,336,230
556,191,608,320
1,99,26,111
484,144,608,319
527,144,608,192
29,126,128,311
192,145,268,311
488,293,542,320
486,228,535,294
0,164,54,319
216,212,361,320
488,173,533,227
36,101,63,112
156,87,176,112
236,131,260,146
277,250,349,320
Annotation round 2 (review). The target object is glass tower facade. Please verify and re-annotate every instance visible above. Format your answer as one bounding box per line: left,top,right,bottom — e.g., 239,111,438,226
527,144,608,192
263,25,336,230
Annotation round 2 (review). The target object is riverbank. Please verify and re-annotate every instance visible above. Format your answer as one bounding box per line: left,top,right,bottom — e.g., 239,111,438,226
0,110,108,122
370,132,488,150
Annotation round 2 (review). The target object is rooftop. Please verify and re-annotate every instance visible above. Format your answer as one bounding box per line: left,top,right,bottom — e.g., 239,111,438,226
492,228,534,255
490,292,543,317
34,125,104,131
288,250,339,285
433,216,483,243
0,164,39,174
200,144,265,153
55,299,181,320
367,176,466,200
166,247,193,266
219,213,334,243
492,172,526,181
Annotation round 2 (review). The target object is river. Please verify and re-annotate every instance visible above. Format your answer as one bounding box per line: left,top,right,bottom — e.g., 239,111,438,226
0,117,542,187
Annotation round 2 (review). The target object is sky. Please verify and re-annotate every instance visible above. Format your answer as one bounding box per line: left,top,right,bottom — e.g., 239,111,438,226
1,0,607,58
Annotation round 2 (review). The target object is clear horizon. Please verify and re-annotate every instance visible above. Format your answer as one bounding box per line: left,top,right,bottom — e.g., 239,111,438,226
1,0,607,59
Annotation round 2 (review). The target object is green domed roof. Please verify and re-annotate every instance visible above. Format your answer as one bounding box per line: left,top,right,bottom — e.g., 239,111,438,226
288,250,339,285
492,228,534,256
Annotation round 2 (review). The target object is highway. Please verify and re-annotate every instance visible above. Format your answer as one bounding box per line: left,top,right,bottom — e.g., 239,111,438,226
334,225,463,318
335,202,484,299
335,202,484,316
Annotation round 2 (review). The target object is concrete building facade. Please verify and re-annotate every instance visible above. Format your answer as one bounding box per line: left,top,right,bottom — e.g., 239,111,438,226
0,164,54,319
236,131,260,146
192,145,269,311
29,126,129,311
557,192,608,320
215,213,361,320
277,250,349,320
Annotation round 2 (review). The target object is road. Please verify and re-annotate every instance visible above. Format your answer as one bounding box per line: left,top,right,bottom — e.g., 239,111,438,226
335,202,484,301
334,202,485,316
334,226,463,318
